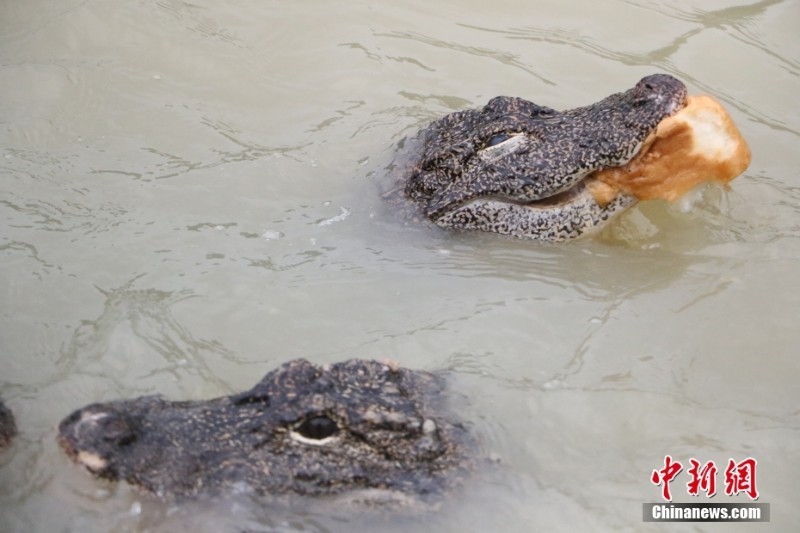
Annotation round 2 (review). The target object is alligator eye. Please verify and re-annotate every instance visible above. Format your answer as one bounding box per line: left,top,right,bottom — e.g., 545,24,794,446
486,134,511,147
296,415,339,440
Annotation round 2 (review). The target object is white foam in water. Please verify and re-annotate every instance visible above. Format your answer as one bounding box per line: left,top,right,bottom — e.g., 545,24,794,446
318,206,351,226
261,230,284,241
675,185,707,213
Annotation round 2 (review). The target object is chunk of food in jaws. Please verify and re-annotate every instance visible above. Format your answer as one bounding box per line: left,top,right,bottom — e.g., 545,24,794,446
587,95,751,205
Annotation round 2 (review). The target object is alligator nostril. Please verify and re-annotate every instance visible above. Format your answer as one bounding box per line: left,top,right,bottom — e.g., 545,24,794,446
99,415,136,447
67,409,136,447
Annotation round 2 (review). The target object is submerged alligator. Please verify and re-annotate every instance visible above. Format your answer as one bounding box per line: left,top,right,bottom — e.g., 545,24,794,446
58,359,470,501
388,73,688,241
0,398,16,449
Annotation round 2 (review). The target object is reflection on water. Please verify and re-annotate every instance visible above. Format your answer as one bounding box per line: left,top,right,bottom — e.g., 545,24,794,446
1,0,799,531
56,275,237,396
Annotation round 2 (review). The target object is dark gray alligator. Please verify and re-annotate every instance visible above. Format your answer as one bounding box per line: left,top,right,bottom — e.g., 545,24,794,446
58,359,471,501
388,73,687,241
0,398,15,449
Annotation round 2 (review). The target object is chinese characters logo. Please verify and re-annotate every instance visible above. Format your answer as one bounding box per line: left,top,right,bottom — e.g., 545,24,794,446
651,456,758,501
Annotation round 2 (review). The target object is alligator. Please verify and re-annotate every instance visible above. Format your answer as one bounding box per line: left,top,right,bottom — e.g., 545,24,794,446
57,359,471,502
387,73,688,241
0,398,15,449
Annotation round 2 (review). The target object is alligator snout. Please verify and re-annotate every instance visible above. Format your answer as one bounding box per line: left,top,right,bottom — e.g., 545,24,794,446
58,406,137,474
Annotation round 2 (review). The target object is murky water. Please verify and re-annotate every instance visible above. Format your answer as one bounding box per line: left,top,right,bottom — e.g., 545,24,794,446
1,0,798,531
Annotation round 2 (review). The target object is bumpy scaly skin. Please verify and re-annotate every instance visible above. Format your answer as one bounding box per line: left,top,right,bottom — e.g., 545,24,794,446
58,359,470,500
0,399,16,449
397,74,687,241
437,187,638,242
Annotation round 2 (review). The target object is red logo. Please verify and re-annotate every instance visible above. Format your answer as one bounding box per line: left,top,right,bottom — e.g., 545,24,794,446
651,456,759,501
687,459,718,497
651,455,683,501
724,458,759,500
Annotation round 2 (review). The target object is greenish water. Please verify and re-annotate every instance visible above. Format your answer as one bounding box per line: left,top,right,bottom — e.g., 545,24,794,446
1,0,798,531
